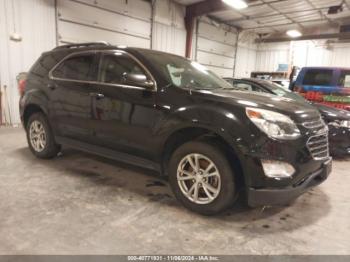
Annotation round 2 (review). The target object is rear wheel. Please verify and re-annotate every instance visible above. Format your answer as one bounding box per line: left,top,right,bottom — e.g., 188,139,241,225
26,112,60,159
168,141,236,215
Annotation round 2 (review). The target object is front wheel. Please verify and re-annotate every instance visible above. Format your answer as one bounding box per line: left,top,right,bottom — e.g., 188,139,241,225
168,141,236,215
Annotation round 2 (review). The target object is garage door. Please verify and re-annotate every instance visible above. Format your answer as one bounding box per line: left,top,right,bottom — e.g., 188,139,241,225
57,0,151,48
196,19,237,77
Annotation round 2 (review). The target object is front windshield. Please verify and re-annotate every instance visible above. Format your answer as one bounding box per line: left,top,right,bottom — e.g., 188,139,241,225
140,51,233,90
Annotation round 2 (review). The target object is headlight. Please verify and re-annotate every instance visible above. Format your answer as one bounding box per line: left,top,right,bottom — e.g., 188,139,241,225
246,107,301,140
329,120,350,128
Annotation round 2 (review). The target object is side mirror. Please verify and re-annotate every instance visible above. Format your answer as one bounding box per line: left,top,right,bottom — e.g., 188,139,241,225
122,73,155,89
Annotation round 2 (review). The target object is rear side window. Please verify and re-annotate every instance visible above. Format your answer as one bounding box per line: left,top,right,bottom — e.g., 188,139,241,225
339,70,350,87
99,53,145,85
52,53,97,81
302,69,333,86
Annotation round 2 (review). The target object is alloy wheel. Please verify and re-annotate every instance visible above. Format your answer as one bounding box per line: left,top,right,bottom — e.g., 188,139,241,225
177,153,221,204
29,120,47,152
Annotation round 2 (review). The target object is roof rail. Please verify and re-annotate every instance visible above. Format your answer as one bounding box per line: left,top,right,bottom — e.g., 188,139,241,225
53,41,111,50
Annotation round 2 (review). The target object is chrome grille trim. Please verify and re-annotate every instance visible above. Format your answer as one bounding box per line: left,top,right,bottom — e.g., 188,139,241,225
302,118,325,129
306,132,329,160
307,137,328,145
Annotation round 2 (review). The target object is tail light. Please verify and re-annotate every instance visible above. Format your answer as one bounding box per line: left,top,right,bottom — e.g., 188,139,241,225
18,79,26,97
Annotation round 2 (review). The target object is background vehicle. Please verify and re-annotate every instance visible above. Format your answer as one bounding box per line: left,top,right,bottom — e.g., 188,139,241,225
291,67,350,111
224,77,350,156
20,43,331,215
271,79,290,89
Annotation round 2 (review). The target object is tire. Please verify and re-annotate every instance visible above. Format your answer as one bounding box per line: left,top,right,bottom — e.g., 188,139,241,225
26,112,60,159
168,141,236,215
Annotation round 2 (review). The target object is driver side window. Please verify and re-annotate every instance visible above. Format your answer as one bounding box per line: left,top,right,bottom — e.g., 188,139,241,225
99,53,145,85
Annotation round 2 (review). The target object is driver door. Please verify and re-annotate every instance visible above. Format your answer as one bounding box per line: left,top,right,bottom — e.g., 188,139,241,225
88,51,158,159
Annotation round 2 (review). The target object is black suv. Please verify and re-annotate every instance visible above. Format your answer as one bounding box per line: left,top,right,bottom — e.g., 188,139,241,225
20,42,332,215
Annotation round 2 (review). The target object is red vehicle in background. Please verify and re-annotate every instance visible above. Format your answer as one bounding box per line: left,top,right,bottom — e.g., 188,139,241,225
291,67,350,111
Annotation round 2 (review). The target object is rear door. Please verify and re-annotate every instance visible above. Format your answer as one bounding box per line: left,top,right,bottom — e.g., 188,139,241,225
49,51,98,143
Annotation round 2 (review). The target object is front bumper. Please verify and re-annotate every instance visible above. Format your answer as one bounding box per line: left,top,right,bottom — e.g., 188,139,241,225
247,158,332,207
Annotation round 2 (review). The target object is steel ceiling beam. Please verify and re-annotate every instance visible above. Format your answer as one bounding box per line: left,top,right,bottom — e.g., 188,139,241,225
184,0,258,58
260,0,305,30
304,0,338,27
183,0,300,57
256,32,350,43
243,18,328,30
185,0,229,18
223,0,344,34
225,7,329,24
185,0,229,58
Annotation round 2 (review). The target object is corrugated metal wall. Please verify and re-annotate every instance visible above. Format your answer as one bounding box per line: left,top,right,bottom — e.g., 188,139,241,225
0,0,56,125
255,42,290,72
152,0,186,56
234,32,257,78
57,0,187,54
195,17,238,77
57,0,152,47
330,44,350,66
292,41,350,68
255,40,350,73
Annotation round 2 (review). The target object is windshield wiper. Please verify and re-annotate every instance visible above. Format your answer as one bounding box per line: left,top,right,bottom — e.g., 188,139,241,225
196,87,215,90
221,87,239,91
185,84,213,90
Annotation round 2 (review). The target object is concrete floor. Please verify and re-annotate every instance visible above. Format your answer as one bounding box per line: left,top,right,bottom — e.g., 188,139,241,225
0,127,349,255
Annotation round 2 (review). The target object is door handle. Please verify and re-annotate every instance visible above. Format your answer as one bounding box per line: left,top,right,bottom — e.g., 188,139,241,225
89,92,105,99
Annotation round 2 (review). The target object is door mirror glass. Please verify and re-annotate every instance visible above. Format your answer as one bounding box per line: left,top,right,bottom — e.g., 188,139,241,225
122,73,154,89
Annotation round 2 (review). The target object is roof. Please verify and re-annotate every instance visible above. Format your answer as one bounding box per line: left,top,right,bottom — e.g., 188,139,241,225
50,42,186,58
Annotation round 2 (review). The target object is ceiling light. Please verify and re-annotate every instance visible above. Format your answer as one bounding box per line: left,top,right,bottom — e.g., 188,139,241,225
286,30,302,38
222,0,248,10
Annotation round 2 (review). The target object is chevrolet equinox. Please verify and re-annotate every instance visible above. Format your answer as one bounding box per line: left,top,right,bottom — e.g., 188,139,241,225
20,42,332,215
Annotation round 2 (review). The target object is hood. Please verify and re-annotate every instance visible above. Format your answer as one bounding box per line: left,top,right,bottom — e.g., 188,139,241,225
312,103,350,121
277,90,307,103
194,89,320,122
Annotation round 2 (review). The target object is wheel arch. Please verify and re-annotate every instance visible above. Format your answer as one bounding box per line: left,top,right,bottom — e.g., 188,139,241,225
20,87,50,127
23,104,47,128
161,126,246,188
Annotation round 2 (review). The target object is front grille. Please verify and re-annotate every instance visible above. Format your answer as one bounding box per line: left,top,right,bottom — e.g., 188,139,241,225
302,118,325,129
302,117,329,160
307,133,329,160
